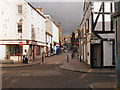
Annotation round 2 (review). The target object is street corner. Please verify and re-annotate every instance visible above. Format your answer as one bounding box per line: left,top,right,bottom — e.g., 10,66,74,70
1,61,41,68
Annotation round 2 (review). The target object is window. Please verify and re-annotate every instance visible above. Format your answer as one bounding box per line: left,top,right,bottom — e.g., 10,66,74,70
18,5,22,14
18,23,22,33
6,45,22,56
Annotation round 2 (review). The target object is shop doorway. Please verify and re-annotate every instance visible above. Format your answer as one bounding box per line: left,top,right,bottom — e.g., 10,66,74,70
91,44,101,68
33,46,35,59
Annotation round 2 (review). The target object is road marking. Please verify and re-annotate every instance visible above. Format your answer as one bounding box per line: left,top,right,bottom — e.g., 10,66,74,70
88,70,92,72
80,74,86,79
109,75,116,77
2,70,62,77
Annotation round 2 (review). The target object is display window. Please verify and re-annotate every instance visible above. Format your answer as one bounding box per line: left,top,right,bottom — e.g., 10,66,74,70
6,45,22,56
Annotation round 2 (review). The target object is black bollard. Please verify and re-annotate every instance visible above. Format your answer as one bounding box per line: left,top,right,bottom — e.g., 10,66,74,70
67,55,69,62
42,55,44,62
80,55,81,62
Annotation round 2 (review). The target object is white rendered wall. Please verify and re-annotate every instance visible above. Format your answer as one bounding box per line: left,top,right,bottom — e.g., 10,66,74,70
31,8,46,43
0,0,32,40
52,22,59,44
0,45,5,60
0,0,46,43
45,17,53,35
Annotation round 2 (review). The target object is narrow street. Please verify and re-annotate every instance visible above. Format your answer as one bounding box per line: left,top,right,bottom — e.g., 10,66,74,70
1,1,120,89
2,53,115,88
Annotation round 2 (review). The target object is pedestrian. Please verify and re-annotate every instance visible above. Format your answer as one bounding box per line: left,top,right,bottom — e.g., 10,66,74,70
42,51,45,62
71,52,74,59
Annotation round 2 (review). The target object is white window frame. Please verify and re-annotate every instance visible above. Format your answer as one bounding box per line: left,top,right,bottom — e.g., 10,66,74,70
17,23,22,33
18,5,22,14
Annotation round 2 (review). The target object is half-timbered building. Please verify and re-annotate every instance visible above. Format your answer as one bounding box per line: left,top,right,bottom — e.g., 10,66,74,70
79,1,115,68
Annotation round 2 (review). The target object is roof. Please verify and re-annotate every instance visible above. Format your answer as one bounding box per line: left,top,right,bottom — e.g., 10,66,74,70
45,15,59,28
26,2,46,19
112,11,120,18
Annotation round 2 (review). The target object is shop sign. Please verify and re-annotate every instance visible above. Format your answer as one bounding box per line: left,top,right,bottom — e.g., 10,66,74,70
91,40,100,44
29,41,37,45
37,42,47,46
0,41,26,45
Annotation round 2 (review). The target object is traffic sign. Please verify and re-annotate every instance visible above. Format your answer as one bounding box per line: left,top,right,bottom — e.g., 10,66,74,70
19,42,23,46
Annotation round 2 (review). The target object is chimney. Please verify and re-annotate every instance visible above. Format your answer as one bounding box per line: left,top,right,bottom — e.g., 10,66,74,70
58,22,61,27
36,8,44,15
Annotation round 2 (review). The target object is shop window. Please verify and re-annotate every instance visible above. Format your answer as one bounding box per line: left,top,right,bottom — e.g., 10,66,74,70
6,45,22,56
18,23,22,33
36,46,40,55
18,5,22,14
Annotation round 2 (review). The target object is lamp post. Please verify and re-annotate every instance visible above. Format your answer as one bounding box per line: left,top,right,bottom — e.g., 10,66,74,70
112,2,120,88
115,18,120,88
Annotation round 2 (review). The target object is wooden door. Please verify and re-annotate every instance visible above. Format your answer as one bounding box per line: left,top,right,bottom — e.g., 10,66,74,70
92,44,101,67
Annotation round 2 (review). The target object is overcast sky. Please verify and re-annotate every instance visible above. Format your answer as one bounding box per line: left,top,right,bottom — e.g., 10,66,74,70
29,2,84,35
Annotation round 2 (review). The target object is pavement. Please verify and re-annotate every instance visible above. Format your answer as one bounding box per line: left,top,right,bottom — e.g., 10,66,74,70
59,56,115,74
0,53,65,68
0,58,42,68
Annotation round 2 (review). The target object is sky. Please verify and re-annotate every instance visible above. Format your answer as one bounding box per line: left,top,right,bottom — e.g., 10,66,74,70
28,2,84,35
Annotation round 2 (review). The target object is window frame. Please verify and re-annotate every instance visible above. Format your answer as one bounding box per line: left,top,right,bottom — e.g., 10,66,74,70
18,5,22,14
17,23,22,33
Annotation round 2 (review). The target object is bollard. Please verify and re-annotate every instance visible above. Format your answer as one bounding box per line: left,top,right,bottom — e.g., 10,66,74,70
42,55,44,62
67,55,69,62
80,55,81,62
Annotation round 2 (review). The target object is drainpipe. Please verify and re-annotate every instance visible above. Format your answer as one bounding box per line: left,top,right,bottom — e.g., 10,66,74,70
115,18,120,88
20,36,22,62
